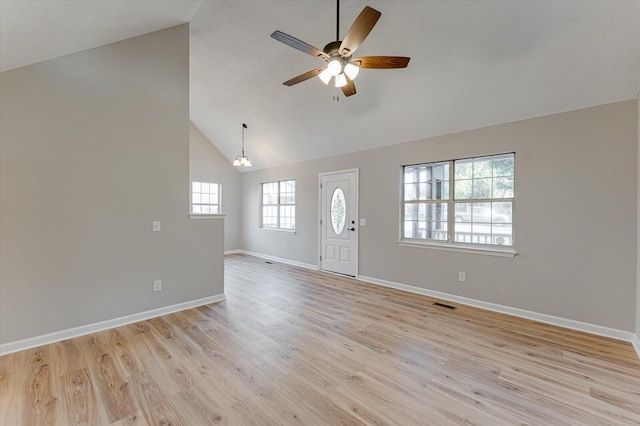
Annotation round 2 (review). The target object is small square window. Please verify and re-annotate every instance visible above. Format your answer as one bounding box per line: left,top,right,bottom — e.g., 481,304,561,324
191,182,221,214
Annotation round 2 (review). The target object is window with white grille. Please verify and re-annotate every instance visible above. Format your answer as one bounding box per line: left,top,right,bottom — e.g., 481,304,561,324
261,180,295,230
402,153,514,247
192,182,221,214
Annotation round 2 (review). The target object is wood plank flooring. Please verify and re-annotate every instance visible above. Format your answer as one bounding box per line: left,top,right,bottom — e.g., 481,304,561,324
1,253,639,425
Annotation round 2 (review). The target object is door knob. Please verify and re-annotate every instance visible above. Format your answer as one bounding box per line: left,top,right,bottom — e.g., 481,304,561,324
347,227,356,231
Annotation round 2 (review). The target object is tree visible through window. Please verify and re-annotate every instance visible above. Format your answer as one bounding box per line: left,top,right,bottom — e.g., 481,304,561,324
261,180,295,230
402,153,514,246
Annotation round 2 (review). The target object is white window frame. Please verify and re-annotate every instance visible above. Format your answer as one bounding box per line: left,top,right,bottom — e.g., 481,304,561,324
399,153,517,258
191,182,221,214
260,179,296,232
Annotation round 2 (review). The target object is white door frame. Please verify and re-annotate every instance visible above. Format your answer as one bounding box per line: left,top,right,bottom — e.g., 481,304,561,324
318,168,359,278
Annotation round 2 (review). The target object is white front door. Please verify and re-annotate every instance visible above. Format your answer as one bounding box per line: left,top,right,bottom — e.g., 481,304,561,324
320,170,358,277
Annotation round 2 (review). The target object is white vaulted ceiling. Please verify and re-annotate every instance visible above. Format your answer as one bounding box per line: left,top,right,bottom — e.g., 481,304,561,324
2,1,640,171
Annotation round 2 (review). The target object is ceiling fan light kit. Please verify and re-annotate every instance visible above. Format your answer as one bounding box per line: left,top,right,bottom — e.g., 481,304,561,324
271,0,410,98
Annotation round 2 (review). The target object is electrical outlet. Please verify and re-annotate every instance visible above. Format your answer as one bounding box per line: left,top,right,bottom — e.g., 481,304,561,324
458,272,466,282
153,280,162,291
153,221,161,232
283,244,287,251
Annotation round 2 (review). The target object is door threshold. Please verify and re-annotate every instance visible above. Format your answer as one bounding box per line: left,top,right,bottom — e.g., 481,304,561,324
320,269,356,279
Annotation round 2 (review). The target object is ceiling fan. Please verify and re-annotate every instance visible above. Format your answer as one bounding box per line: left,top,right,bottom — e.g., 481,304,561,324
271,0,410,98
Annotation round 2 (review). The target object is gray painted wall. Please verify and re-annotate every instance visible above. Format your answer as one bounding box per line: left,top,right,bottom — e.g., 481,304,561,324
189,122,241,251
241,101,638,332
637,95,640,341
0,24,224,345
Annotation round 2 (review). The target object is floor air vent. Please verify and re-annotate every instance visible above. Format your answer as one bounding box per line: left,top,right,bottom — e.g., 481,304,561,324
265,261,273,264
433,302,457,310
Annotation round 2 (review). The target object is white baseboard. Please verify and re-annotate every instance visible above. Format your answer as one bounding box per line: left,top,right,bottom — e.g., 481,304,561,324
237,250,318,271
633,334,640,359
358,275,636,344
0,293,226,356
224,249,241,255
229,253,637,352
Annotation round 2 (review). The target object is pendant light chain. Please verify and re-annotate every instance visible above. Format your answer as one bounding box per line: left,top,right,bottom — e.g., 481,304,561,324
241,123,246,157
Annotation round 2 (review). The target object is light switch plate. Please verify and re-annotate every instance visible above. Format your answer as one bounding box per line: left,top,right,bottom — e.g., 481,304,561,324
153,221,161,232
153,280,162,291
359,219,366,226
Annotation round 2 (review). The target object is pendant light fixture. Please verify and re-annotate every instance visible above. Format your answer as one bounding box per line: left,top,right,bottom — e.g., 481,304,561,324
232,123,252,167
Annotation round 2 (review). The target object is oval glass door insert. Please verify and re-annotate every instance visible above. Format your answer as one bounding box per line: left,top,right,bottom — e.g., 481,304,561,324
330,188,346,235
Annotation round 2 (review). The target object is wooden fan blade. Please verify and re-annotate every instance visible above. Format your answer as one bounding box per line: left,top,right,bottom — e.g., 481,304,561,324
341,78,356,97
283,66,327,86
271,31,329,60
352,56,411,69
339,6,381,57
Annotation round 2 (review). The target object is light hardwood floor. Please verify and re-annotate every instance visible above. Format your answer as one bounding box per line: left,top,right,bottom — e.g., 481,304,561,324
1,254,639,425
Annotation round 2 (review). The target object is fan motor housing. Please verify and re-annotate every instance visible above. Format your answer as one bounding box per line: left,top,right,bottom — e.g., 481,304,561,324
323,41,346,58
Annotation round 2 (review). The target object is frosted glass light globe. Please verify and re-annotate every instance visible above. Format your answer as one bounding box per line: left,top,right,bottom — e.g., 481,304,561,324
327,59,342,76
318,68,332,85
344,63,360,80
